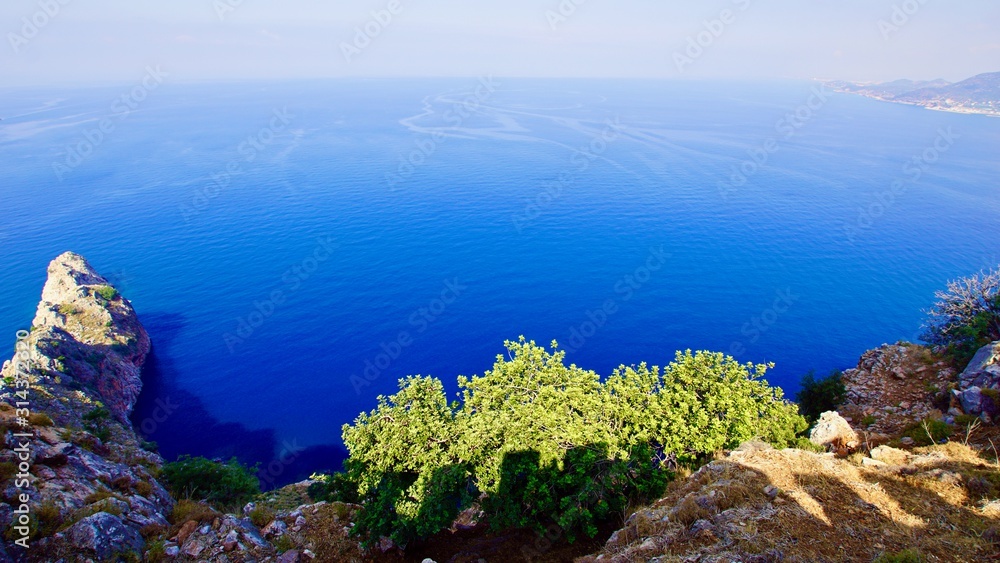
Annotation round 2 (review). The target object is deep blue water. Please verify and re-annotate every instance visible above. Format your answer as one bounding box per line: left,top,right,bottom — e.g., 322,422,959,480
2,79,998,485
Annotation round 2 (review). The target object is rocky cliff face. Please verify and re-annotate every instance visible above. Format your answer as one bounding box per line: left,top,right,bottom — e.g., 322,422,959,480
0,252,171,561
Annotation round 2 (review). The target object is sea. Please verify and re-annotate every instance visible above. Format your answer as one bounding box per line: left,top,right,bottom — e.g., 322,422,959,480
1,78,998,486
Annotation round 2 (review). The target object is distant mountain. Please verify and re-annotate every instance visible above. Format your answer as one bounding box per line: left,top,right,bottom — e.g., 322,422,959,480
826,72,1000,116
895,71,1000,105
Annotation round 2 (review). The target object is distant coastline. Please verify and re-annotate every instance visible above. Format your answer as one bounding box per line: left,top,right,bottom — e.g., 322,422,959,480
824,71,1000,118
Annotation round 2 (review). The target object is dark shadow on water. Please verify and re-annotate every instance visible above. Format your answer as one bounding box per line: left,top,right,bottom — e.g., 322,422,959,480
131,312,346,489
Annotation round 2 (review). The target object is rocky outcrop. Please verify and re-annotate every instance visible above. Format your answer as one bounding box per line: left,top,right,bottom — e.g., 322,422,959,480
809,411,859,454
0,252,169,561
838,343,956,436
955,341,1000,419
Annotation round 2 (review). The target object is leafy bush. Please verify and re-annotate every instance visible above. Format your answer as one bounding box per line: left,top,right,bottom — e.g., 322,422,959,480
795,370,846,424
95,285,119,301
340,338,806,547
160,456,260,508
923,266,1000,366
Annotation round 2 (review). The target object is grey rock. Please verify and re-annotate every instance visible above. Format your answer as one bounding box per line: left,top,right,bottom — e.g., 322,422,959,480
809,411,860,452
960,386,984,415
278,550,301,563
959,341,1000,388
65,512,144,560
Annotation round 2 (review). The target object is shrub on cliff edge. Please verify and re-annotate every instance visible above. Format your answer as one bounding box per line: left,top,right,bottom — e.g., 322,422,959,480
339,338,806,547
161,456,260,509
923,266,1000,366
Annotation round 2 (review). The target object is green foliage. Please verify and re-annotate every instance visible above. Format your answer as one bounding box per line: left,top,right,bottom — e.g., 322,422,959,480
160,456,260,508
795,370,846,424
922,266,1000,367
340,338,806,547
862,414,877,427
95,285,119,301
901,420,954,446
83,406,112,442
874,548,924,563
249,506,276,528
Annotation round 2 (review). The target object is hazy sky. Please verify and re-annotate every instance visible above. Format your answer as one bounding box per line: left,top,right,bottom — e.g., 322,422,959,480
3,0,998,86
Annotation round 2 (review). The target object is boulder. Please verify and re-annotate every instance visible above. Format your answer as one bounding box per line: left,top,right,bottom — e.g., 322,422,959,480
809,411,860,453
65,512,144,560
959,341,1000,389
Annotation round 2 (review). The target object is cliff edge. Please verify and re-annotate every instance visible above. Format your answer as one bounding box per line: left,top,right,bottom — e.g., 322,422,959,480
0,252,172,561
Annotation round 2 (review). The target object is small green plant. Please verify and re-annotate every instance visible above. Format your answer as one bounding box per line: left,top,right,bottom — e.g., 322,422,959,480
874,548,924,563
28,412,53,427
57,304,80,316
145,540,167,563
796,370,846,424
862,414,877,427
274,534,295,553
161,456,260,508
83,406,112,442
249,506,276,528
140,440,159,453
95,285,119,301
0,462,17,482
901,420,953,446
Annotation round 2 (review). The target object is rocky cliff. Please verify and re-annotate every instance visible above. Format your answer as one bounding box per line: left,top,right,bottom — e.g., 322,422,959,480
0,252,172,560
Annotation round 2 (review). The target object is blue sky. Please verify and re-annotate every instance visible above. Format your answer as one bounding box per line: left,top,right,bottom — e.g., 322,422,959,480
3,0,998,86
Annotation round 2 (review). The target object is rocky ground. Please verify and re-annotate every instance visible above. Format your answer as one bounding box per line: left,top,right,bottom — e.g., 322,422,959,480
579,441,1000,562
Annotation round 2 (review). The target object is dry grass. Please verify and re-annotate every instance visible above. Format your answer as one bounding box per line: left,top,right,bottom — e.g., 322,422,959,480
579,443,1000,562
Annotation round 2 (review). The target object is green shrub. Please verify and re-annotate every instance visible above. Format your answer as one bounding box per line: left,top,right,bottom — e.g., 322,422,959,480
795,370,846,424
249,505,276,528
922,266,1000,367
901,420,953,446
341,338,806,547
28,412,53,427
862,414,877,427
161,456,260,508
874,548,924,563
95,285,119,301
308,468,360,504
